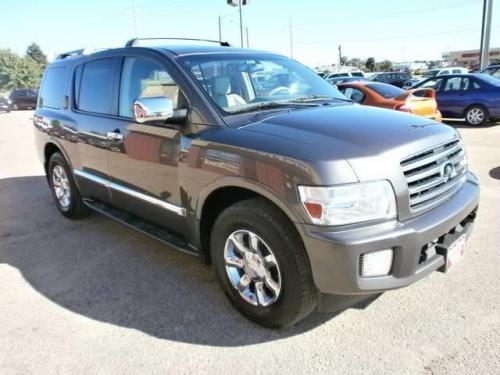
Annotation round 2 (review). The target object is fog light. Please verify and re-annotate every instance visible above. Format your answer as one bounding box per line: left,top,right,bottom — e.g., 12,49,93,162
361,249,393,277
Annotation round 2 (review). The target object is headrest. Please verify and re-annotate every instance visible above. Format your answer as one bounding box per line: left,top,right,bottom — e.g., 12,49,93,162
213,76,231,95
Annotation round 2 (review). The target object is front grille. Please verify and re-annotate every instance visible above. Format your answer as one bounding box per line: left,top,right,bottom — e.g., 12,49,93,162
401,138,467,212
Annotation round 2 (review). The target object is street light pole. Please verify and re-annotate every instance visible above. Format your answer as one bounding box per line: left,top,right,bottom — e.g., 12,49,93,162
289,18,294,58
479,0,494,69
246,26,250,48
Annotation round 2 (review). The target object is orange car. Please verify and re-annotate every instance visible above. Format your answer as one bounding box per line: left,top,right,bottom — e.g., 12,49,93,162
337,81,442,121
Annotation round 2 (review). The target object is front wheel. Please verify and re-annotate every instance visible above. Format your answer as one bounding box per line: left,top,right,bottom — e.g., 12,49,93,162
465,105,489,126
211,198,317,328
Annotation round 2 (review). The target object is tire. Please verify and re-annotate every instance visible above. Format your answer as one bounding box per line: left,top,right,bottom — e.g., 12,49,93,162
47,152,90,219
211,198,317,328
464,105,489,126
11,103,18,110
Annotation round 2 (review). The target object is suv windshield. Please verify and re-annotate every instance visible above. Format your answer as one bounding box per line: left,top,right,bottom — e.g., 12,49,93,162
180,54,345,113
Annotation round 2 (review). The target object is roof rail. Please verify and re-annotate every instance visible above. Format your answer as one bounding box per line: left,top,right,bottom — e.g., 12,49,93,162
55,47,107,60
125,38,231,48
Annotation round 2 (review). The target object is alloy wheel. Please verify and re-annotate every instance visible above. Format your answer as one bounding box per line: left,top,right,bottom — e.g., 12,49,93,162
466,107,485,125
224,229,282,307
52,165,71,208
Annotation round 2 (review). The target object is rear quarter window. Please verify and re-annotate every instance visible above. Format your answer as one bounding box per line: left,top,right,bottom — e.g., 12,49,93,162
39,67,68,109
77,58,117,115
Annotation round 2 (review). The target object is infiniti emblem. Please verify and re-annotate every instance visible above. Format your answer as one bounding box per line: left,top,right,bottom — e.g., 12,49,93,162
441,163,457,182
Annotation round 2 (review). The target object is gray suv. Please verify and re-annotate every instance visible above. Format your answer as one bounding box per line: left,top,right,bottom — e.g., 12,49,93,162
34,39,479,328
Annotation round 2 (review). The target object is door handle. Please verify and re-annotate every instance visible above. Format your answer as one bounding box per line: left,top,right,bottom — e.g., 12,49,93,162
106,131,123,141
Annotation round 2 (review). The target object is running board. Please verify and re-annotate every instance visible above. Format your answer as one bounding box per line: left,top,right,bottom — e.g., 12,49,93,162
83,199,198,257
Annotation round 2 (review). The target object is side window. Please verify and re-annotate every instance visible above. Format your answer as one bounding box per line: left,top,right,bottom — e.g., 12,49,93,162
26,90,37,98
39,67,67,109
339,87,365,103
421,78,443,91
452,69,462,74
444,77,462,92
119,57,181,118
471,80,482,89
78,58,117,115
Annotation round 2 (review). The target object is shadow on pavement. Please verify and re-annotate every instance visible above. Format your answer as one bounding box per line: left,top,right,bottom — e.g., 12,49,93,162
443,120,499,129
0,176,376,346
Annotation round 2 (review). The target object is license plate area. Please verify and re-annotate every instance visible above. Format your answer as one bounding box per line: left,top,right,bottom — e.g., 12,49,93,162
436,232,467,272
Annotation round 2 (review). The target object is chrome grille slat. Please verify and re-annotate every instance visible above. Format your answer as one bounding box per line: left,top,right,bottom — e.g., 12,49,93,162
401,139,467,212
405,151,465,183
401,142,461,172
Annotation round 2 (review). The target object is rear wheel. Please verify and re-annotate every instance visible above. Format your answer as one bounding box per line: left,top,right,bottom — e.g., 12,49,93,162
48,152,90,219
211,198,317,328
465,105,489,126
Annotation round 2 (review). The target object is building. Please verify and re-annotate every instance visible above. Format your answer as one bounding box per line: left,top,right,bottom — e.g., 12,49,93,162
442,48,500,69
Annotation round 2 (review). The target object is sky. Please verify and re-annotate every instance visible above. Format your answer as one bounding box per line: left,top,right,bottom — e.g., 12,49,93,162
2,0,499,67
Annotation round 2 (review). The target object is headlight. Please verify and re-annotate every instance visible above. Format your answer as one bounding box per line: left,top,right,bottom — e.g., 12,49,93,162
298,180,397,226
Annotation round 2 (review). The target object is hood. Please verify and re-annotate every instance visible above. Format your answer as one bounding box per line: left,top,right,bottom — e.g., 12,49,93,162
242,104,456,160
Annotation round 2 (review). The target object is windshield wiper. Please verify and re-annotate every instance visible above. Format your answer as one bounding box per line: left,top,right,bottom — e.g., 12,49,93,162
227,100,319,114
289,95,353,103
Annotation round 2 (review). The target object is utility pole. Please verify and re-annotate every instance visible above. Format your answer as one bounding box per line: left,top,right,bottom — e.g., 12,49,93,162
238,0,244,47
479,0,494,69
289,18,294,58
246,26,250,48
131,0,138,36
338,45,342,67
218,16,222,42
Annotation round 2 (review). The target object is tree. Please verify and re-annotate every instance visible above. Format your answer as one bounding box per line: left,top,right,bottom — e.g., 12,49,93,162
365,57,375,72
339,56,348,66
0,49,42,91
348,58,363,68
26,43,48,69
377,60,393,71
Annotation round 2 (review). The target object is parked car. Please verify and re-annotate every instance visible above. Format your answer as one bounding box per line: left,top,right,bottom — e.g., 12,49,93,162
325,71,365,80
34,39,479,328
479,64,500,78
326,76,370,85
0,96,11,112
412,73,500,125
9,89,38,110
404,67,468,90
370,72,412,88
337,81,441,121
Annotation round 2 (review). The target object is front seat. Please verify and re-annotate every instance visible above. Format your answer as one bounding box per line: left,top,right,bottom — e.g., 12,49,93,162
212,76,247,108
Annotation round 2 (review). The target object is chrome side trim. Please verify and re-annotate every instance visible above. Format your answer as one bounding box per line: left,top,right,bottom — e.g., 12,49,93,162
73,169,187,217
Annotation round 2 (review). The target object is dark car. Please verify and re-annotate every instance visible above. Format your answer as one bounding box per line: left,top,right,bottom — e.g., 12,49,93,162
9,89,38,110
33,39,479,328
370,72,412,88
327,76,370,85
0,96,11,112
479,64,500,78
412,73,500,126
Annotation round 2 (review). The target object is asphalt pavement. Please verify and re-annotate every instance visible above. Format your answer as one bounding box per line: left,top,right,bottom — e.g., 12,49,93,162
0,110,499,374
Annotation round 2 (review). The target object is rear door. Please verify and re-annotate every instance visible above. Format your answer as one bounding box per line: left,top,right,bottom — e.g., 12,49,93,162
71,57,122,203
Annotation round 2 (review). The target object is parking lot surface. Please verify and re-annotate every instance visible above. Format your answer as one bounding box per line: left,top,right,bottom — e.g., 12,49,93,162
1,111,499,374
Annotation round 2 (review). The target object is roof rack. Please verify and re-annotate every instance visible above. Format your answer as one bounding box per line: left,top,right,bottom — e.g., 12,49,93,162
125,38,231,48
55,47,107,60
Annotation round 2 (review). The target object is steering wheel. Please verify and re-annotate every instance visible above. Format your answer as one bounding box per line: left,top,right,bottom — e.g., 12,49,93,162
268,86,292,97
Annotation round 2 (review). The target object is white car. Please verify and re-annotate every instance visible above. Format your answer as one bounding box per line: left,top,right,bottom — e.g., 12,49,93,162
403,67,468,90
324,71,365,80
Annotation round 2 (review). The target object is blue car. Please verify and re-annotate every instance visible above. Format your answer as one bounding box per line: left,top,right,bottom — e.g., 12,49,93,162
412,73,500,125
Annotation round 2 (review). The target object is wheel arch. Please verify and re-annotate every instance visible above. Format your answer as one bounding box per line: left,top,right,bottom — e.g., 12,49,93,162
43,140,72,178
463,103,489,117
195,177,305,263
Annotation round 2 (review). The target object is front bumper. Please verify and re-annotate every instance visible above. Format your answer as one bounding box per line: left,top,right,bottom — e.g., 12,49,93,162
299,172,479,310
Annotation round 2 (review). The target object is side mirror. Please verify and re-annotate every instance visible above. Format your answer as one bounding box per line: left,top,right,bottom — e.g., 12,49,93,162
133,96,174,124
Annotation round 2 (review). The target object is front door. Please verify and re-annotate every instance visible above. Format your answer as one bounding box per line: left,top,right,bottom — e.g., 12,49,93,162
107,55,188,237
